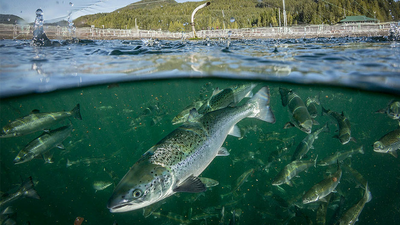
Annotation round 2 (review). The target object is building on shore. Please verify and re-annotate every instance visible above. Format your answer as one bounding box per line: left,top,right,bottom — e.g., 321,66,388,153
339,16,378,24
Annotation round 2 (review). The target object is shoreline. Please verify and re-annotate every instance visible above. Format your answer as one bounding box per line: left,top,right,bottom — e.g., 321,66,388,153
0,22,392,40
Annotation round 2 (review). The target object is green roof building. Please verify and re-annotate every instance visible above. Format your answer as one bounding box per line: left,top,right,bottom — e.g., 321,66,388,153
339,16,378,23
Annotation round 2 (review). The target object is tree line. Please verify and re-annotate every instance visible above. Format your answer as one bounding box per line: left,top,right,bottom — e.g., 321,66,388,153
74,0,400,32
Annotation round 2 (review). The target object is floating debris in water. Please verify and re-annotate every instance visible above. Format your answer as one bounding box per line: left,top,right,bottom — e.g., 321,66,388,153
74,217,84,225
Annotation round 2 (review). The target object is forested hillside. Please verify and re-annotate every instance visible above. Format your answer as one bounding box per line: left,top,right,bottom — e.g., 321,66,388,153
74,0,400,31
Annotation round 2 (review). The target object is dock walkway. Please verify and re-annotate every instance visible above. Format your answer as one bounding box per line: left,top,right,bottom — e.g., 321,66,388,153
0,23,391,40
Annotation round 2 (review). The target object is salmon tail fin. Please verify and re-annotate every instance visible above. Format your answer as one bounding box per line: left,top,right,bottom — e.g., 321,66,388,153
321,105,329,116
248,87,275,124
359,145,364,154
314,155,318,168
343,158,352,167
21,176,40,200
279,87,291,107
72,104,82,120
323,123,330,133
314,92,321,105
365,182,372,203
374,108,385,114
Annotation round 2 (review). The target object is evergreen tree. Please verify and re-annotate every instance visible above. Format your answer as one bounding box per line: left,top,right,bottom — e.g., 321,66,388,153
74,0,400,30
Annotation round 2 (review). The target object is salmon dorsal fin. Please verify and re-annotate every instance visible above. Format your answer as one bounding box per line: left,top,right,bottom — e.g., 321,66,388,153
211,87,222,96
30,109,40,114
187,108,202,123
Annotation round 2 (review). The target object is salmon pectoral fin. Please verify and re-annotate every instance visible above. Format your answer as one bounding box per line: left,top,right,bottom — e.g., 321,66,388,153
217,147,230,157
389,150,398,158
283,122,295,129
173,175,206,193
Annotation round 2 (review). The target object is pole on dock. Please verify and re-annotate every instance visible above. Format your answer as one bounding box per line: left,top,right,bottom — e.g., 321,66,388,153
282,0,287,32
191,2,210,38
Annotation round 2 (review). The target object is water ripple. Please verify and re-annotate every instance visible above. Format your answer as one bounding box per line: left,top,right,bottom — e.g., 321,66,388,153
0,37,399,98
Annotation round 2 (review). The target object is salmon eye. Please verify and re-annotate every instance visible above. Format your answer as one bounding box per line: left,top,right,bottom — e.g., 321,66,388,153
374,142,382,149
132,189,142,198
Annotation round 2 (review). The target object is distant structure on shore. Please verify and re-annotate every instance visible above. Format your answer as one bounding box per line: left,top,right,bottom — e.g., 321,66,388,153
0,22,392,40
340,16,379,24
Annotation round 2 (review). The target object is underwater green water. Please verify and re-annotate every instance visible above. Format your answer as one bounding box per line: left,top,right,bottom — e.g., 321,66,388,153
0,78,399,224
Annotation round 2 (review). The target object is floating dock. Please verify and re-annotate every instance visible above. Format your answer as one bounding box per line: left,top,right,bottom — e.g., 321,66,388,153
0,23,391,40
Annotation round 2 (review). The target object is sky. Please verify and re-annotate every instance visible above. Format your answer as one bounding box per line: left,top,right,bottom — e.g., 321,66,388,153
0,0,203,23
